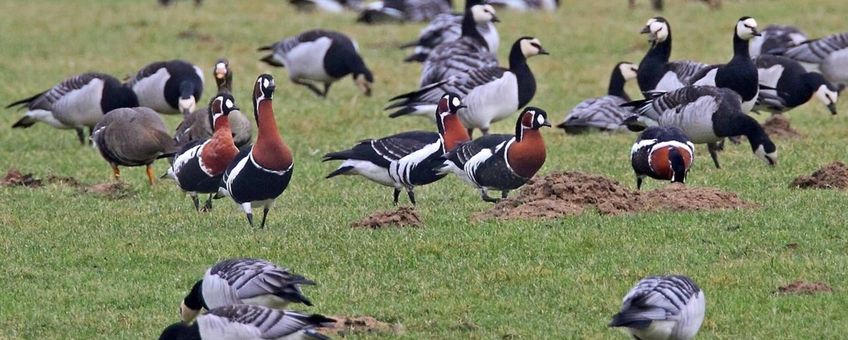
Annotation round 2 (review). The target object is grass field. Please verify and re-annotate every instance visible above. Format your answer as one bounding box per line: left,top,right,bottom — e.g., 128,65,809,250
1,0,847,338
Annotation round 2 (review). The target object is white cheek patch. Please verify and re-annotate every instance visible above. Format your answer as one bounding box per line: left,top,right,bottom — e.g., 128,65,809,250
225,99,233,108
263,79,270,88
536,114,545,125
452,97,461,107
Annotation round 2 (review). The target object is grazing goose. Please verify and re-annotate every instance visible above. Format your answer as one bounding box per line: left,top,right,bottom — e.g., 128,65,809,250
418,0,500,87
755,54,838,115
773,32,848,90
289,0,363,12
388,37,547,137
438,107,550,202
609,275,705,340
749,24,808,58
558,62,639,134
8,73,138,145
169,94,241,212
623,86,777,169
688,17,761,112
91,107,177,185
174,58,253,148
630,126,695,190
259,30,374,97
162,304,334,340
324,93,469,205
125,59,204,115
356,0,453,23
637,17,709,93
487,0,558,12
401,0,499,63
180,258,316,323
221,75,293,228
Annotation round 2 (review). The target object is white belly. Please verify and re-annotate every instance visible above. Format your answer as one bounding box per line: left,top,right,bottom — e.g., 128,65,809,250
341,160,396,187
284,38,334,82
52,79,106,127
132,68,174,114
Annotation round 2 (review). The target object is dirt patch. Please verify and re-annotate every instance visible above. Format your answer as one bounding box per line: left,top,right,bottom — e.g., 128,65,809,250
352,207,422,229
777,280,833,295
791,162,848,189
177,25,214,42
83,182,134,200
2,169,134,199
1,169,43,187
318,315,404,337
762,115,802,138
476,172,755,220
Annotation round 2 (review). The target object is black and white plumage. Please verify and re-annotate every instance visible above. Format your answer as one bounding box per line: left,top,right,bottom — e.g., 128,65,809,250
388,37,547,137
687,17,761,112
324,93,469,205
609,275,706,340
8,73,138,145
772,32,848,89
401,0,499,63
439,107,550,202
259,30,374,98
749,24,808,59
755,54,839,115
356,0,453,23
487,0,558,12
630,126,695,190
163,304,334,340
125,59,204,115
623,86,777,169
221,75,293,228
637,17,709,94
558,62,639,134
289,0,363,12
180,258,316,324
417,0,500,87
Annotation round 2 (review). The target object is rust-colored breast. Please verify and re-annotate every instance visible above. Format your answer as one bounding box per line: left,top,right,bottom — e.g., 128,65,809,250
252,100,293,171
442,115,470,151
200,119,239,175
507,130,547,178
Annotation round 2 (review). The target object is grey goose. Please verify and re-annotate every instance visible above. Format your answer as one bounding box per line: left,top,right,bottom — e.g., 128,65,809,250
125,59,204,115
609,275,706,340
558,62,639,134
162,304,334,340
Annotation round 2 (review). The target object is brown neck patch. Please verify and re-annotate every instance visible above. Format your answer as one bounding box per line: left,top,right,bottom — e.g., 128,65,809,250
507,129,546,178
252,100,292,171
200,117,239,175
442,115,470,150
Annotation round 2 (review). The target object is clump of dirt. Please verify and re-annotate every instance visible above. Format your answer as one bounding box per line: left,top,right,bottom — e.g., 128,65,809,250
1,169,43,187
352,207,422,229
83,182,135,200
777,280,833,295
791,162,848,189
476,172,755,220
318,316,404,337
762,115,802,138
2,168,134,199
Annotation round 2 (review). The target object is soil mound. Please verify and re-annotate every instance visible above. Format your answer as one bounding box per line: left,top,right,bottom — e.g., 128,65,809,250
318,316,404,337
762,115,802,138
777,280,832,295
1,169,42,187
640,183,756,212
791,162,848,189
2,168,134,199
352,207,422,229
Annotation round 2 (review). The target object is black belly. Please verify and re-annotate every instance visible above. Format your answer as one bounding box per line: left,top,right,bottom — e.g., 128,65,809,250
225,153,293,204
474,155,530,191
176,157,222,193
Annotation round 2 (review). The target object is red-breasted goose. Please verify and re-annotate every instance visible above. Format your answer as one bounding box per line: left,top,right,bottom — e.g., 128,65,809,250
609,275,705,340
637,17,709,93
755,54,838,115
125,59,204,115
558,62,639,134
162,305,334,340
630,126,695,190
401,0,499,63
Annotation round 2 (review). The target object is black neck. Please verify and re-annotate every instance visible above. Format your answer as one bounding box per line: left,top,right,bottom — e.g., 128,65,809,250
608,67,629,100
732,32,751,62
183,280,207,310
797,73,826,106
514,117,526,141
461,8,487,47
510,45,536,108
217,73,233,94
669,147,686,183
637,32,672,92
721,113,768,150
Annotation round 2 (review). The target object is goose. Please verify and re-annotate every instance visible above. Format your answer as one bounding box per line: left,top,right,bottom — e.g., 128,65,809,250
162,304,334,340
125,59,204,115
609,275,706,340
749,24,807,58
688,17,761,112
630,126,695,190
637,17,709,93
259,30,374,98
418,0,500,87
558,62,638,134
387,37,548,137
8,73,138,145
221,75,293,228
487,0,558,12
169,94,241,212
772,31,848,90
289,0,363,12
356,0,453,23
623,85,777,169
324,93,469,205
174,58,253,148
755,54,838,115
401,0,499,63
91,107,177,185
179,258,316,324
438,107,550,202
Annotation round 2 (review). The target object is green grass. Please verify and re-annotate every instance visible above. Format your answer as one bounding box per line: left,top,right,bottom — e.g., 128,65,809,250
1,0,847,338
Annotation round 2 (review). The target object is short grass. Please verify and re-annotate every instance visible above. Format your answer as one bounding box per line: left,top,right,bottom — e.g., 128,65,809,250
1,0,847,338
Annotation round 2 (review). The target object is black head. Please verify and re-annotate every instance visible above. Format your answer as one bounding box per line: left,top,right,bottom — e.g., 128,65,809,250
253,74,276,102
752,135,777,166
615,61,639,81
436,92,466,118
158,321,198,340
735,16,760,40
516,36,549,58
515,107,551,139
180,280,206,324
803,72,839,115
214,58,230,81
209,93,238,128
641,17,670,43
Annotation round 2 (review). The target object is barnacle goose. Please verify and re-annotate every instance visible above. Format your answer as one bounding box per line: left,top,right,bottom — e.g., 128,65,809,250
161,304,334,340
772,31,848,90
749,24,808,58
637,17,709,93
356,0,453,23
289,0,363,12
755,54,838,115
609,275,705,340
401,0,499,63
125,60,204,115
487,0,558,12
558,62,639,134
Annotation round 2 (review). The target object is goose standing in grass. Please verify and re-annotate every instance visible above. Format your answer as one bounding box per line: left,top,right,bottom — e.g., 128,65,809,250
125,59,204,115
772,31,848,90
755,54,839,115
259,30,374,98
289,0,363,12
324,93,469,205
356,0,453,23
623,86,777,169
8,73,138,145
749,24,807,58
401,0,499,63
162,304,334,340
438,107,550,202
487,0,558,12
558,62,638,134
687,17,761,112
609,275,705,340
174,58,253,148
637,17,709,93
388,37,548,137
169,94,241,212
91,107,177,185
630,126,694,190
221,75,293,228
179,258,316,324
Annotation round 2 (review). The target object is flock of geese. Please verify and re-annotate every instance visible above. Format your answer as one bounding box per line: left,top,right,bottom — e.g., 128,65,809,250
6,0,847,339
